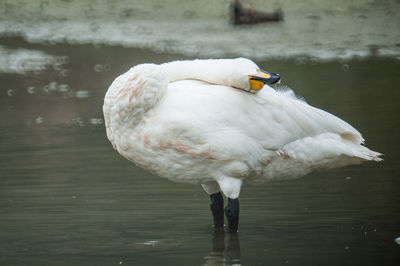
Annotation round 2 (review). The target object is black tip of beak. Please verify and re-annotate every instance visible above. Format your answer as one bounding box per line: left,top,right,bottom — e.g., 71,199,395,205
251,71,280,85
265,72,280,84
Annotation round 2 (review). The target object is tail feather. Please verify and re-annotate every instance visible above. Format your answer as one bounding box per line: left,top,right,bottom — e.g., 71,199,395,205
281,132,383,170
354,147,383,162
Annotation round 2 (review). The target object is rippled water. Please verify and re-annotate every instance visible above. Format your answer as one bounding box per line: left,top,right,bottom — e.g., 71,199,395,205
1,37,400,265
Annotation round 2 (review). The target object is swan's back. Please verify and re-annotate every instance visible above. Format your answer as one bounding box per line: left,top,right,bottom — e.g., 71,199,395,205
157,79,361,150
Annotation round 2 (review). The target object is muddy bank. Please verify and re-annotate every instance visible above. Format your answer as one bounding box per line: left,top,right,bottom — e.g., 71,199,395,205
0,0,399,60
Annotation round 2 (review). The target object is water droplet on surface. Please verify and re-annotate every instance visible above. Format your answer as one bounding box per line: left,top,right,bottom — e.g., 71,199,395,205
119,261,123,265
345,246,350,250
94,64,104,72
59,69,69,77
90,118,104,125
48,81,58,92
27,86,36,94
35,117,44,124
342,64,350,71
138,240,159,247
75,90,91,98
72,117,86,127
7,89,16,96
395,237,400,245
58,84,70,92
345,176,352,180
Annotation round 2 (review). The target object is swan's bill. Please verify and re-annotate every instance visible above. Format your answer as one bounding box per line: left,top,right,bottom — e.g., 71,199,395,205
249,71,280,91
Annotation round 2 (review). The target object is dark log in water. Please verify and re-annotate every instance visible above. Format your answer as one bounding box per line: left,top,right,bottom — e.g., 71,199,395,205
231,0,283,25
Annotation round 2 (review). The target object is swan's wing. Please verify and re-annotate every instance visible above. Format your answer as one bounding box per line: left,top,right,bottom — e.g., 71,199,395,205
160,80,362,140
149,80,373,164
253,87,365,146
142,80,381,181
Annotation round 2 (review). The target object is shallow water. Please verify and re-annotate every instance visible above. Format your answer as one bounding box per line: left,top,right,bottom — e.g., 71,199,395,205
1,38,400,266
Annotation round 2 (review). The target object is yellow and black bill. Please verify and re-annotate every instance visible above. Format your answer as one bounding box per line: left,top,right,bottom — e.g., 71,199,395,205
249,71,280,85
248,71,281,91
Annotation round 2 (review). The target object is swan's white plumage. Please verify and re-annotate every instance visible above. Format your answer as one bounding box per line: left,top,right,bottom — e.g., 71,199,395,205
103,58,382,199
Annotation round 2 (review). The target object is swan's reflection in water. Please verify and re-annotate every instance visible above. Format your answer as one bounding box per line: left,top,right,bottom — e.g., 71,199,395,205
204,230,241,266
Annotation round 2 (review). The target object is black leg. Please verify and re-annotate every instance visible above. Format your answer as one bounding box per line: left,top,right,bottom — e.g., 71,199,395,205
225,198,239,233
210,192,224,228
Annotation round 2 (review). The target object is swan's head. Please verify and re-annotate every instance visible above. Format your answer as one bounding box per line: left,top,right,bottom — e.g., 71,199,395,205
160,57,280,93
229,58,280,93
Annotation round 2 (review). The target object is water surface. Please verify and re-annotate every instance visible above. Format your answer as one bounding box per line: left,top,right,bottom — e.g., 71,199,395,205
0,39,399,265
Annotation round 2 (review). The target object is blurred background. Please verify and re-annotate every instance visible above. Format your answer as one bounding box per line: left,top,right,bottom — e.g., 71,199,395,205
0,0,399,265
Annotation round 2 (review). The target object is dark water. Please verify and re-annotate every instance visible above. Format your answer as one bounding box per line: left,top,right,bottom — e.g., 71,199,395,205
1,38,399,265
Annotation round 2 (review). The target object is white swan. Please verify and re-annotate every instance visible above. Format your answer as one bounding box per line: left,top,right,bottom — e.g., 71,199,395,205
103,58,382,232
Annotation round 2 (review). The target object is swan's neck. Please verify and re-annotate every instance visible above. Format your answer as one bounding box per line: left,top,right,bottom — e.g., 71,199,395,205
103,64,167,148
161,58,256,90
